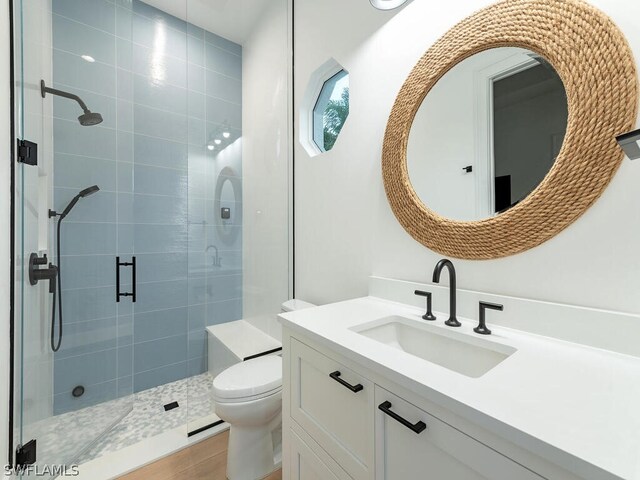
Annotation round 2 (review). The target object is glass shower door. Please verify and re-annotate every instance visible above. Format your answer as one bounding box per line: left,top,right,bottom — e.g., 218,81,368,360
12,0,134,474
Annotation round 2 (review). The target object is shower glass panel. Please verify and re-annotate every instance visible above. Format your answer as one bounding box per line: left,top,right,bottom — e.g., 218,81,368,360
184,0,292,434
13,0,135,473
127,0,192,429
184,2,245,432
14,0,292,468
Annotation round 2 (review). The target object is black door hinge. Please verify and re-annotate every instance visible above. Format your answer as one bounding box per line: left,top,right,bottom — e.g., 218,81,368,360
17,139,37,165
15,439,37,469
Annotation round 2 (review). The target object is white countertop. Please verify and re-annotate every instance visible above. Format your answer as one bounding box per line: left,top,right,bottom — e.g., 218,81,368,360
278,296,640,480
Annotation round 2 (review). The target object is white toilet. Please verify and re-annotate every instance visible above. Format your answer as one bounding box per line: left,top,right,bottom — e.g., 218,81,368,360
213,299,315,480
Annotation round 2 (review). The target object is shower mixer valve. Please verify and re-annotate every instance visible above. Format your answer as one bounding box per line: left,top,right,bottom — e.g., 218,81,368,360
29,253,58,293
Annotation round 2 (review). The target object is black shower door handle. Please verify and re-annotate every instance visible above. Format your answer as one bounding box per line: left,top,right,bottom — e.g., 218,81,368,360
116,256,136,302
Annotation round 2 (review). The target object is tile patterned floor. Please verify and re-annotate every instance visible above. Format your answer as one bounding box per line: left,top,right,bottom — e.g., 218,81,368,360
24,396,132,475
26,373,216,471
79,373,216,463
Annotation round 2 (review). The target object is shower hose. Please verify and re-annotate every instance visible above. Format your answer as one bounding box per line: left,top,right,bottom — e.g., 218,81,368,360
51,217,63,352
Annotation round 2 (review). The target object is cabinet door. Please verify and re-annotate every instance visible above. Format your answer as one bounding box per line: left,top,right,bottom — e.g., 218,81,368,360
290,428,352,480
375,386,543,480
290,339,374,480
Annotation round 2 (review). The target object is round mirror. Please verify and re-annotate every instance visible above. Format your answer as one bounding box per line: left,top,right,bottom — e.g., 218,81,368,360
214,166,242,247
407,47,568,221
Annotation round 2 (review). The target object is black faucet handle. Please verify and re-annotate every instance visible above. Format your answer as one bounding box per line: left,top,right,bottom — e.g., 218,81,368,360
475,301,504,335
32,254,48,266
414,290,436,321
480,301,504,312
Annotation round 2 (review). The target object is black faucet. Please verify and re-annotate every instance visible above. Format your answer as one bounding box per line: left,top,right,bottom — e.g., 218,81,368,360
432,259,461,327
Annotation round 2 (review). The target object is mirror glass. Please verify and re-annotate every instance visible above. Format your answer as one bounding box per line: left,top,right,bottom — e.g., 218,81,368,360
407,47,568,221
215,167,242,246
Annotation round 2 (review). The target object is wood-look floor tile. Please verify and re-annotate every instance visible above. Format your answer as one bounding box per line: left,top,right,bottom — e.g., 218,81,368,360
118,430,282,480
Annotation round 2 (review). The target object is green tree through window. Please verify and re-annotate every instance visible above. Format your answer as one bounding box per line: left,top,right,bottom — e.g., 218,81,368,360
312,69,349,152
323,87,349,151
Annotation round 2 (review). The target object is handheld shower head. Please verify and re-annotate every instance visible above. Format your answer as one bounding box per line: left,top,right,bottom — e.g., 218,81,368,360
48,184,100,352
41,80,104,126
58,185,101,220
79,185,100,197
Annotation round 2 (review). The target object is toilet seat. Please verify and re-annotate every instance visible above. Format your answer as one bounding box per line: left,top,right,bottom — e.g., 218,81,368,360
213,355,282,403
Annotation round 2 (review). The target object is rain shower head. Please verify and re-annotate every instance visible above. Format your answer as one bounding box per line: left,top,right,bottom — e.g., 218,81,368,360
41,80,104,126
78,112,104,127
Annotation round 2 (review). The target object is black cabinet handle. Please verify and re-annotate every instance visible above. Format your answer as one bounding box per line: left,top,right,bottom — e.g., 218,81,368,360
329,371,363,393
379,401,427,434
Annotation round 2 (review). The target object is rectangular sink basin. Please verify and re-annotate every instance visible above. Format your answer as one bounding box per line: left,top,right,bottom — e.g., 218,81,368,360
350,316,516,378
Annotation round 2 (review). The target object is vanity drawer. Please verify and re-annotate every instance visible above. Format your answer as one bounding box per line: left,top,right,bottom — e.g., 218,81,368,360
290,424,352,480
290,338,374,480
375,386,543,480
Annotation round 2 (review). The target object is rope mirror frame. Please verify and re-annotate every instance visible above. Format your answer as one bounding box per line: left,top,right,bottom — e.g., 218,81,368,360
382,0,638,259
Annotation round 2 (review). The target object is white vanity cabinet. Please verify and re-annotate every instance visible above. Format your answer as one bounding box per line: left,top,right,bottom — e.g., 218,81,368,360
289,338,374,480
375,386,542,480
284,333,555,480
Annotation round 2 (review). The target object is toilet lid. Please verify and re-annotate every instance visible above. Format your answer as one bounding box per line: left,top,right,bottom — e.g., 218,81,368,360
213,356,282,400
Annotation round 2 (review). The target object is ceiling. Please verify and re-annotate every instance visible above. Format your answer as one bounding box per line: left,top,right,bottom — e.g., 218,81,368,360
143,0,272,45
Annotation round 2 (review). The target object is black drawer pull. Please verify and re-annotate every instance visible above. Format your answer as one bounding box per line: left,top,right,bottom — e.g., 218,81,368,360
329,371,363,393
379,401,427,434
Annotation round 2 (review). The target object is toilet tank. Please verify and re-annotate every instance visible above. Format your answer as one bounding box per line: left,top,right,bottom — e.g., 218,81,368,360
281,299,316,313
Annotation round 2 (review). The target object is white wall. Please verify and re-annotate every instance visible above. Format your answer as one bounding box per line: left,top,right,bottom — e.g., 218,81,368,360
294,0,640,315
1,0,11,466
242,0,292,317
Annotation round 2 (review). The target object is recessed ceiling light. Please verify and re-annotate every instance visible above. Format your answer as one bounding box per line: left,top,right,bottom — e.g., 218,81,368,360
207,144,215,151
214,139,222,145
81,55,96,63
222,131,231,138
370,0,409,10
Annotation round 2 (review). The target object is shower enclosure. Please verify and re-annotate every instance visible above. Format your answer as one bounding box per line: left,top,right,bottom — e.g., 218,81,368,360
12,0,291,472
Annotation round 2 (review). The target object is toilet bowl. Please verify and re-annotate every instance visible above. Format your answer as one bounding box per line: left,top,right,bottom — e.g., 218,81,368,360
214,356,283,480
213,299,315,479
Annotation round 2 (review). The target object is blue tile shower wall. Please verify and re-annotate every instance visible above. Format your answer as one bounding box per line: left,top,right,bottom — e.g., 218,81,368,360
52,0,243,414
